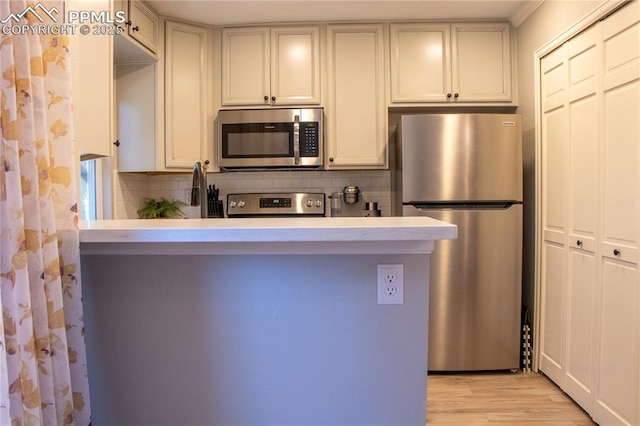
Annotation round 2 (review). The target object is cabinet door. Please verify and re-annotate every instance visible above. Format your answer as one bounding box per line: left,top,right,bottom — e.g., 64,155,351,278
595,258,639,426
564,25,600,412
326,24,387,169
539,45,568,386
600,1,639,261
128,0,158,54
540,46,568,241
451,23,512,102
565,247,597,409
165,21,209,168
71,0,113,158
271,26,320,105
389,23,451,102
595,4,640,423
115,63,156,172
539,240,566,385
222,27,270,106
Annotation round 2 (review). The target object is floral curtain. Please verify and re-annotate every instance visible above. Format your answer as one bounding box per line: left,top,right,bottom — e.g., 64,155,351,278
0,0,90,424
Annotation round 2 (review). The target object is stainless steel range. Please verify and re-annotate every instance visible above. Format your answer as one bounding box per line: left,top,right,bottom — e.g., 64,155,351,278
226,192,326,217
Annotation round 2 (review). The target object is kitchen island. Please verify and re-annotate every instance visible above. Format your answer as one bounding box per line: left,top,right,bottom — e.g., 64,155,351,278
80,217,456,425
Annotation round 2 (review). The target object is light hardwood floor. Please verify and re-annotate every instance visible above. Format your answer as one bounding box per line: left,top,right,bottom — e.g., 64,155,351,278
427,371,596,425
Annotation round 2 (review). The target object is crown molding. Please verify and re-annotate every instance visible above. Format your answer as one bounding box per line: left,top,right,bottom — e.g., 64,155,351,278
510,0,544,27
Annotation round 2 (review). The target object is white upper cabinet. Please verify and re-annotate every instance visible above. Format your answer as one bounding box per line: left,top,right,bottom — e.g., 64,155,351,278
115,62,157,172
390,23,451,103
325,24,387,169
114,0,158,57
222,26,321,106
390,22,512,104
71,0,112,159
128,0,158,53
165,20,211,169
222,27,269,106
451,23,512,102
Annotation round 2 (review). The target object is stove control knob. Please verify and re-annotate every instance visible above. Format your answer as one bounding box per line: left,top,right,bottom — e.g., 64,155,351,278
315,199,323,208
237,200,246,208
229,200,237,208
305,199,313,208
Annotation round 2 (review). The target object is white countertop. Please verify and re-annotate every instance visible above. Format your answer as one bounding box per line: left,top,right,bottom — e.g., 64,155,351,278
79,216,457,255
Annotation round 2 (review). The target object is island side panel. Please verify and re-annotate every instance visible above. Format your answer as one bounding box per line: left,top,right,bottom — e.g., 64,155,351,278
81,253,430,425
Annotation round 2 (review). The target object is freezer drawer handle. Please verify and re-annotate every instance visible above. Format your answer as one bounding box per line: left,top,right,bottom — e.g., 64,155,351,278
411,201,520,211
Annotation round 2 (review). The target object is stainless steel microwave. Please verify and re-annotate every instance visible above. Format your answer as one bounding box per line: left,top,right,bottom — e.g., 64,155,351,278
218,108,324,170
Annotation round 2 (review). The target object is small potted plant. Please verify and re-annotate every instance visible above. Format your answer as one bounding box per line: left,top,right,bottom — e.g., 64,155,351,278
137,197,186,219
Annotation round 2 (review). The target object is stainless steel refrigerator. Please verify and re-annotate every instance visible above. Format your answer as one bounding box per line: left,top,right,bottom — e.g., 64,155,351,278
395,113,523,371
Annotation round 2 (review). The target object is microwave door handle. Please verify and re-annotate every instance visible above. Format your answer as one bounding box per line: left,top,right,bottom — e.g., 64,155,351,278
293,114,300,165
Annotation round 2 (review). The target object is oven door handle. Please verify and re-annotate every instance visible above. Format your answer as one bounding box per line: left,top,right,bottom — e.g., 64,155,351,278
293,114,300,165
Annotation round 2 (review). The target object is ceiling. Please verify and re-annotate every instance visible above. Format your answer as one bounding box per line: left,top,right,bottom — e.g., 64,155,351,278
147,1,542,27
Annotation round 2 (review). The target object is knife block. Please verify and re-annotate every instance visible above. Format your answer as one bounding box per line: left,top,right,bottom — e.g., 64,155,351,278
208,200,224,218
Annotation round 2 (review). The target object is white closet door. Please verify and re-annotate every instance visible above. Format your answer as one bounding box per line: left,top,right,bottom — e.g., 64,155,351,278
539,45,568,386
595,2,639,424
564,25,600,413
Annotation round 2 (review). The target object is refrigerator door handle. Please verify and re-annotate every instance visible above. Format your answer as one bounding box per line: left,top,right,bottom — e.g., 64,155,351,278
411,201,522,211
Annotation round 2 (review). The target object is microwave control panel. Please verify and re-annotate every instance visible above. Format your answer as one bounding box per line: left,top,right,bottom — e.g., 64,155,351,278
300,122,319,157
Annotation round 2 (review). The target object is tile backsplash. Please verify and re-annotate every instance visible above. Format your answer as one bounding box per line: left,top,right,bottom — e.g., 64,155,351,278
114,170,392,219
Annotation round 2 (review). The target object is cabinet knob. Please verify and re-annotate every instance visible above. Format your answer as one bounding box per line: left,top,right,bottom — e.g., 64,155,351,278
329,157,334,162
125,20,132,26
614,249,621,256
454,93,459,98
263,95,269,102
447,93,452,98
132,26,139,32
577,240,583,247
113,140,120,147
271,96,276,102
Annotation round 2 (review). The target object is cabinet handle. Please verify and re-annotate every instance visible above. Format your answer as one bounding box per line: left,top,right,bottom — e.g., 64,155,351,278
132,26,139,32
263,95,269,102
329,157,334,162
613,249,621,256
577,240,583,247
447,93,452,98
454,93,459,98
113,140,120,147
271,96,276,102
125,20,132,26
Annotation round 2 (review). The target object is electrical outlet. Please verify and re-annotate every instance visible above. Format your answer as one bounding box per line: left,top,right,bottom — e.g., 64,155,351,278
377,264,404,304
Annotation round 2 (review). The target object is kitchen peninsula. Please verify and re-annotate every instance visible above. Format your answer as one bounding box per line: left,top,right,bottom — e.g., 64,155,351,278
80,216,456,425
